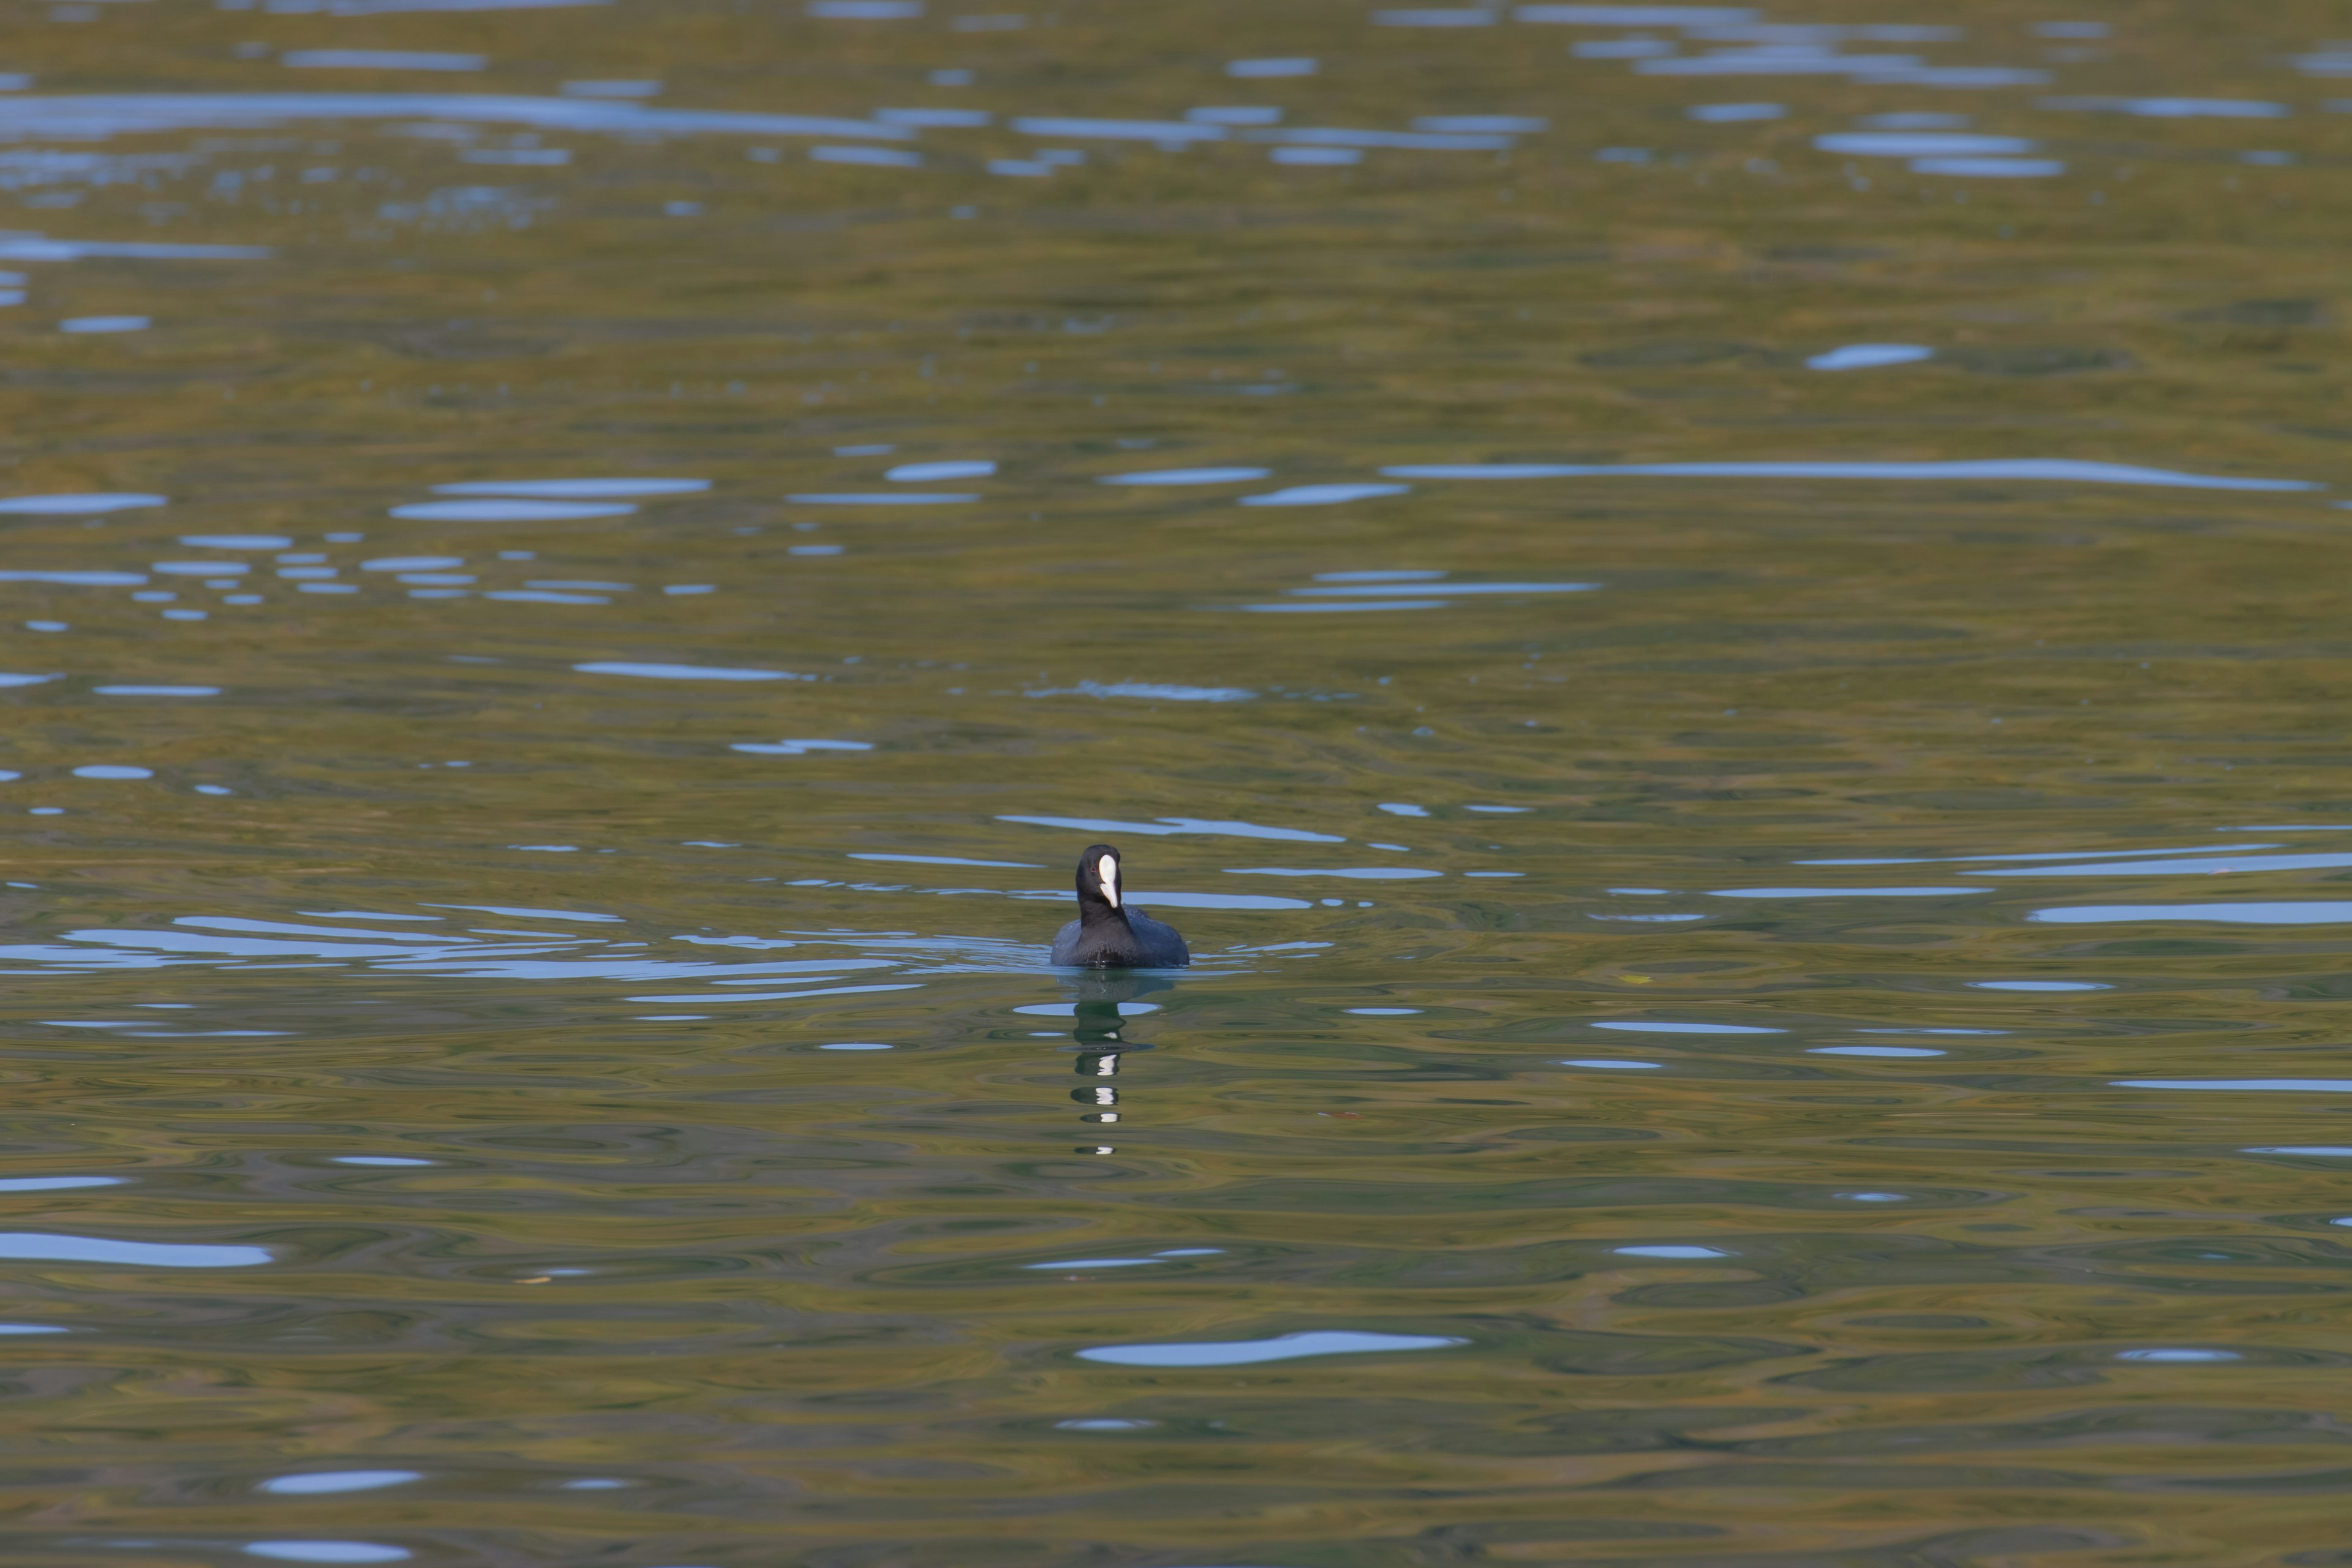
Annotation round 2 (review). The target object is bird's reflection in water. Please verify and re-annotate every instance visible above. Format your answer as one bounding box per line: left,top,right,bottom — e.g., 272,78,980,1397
1058,971,1180,1155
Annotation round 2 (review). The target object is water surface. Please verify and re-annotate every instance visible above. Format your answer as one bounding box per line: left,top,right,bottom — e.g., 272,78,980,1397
3,2,2352,1564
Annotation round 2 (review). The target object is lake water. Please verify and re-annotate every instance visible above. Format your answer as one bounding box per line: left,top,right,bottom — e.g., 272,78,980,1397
2,2,2351,1564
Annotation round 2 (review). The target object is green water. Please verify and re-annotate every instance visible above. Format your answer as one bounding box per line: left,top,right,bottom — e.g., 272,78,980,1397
4,2,2352,1564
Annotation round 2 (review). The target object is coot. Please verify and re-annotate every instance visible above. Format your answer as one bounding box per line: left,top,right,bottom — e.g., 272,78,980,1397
1050,842,1191,968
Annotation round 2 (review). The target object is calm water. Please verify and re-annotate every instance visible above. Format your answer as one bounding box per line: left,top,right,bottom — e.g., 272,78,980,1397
5,2,2352,1564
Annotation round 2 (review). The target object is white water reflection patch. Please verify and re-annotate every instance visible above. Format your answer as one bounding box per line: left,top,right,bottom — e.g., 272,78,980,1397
1706,886,1989,899
284,50,486,70
1592,1020,1782,1034
1289,581,1596,597
1240,483,1411,506
1000,813,1343,843
433,478,709,498
1912,157,2067,178
1010,116,1226,142
178,917,444,943
1026,681,1256,701
1058,1418,1156,1431
1807,343,1934,371
0,1232,271,1267
1123,891,1313,910
575,662,809,682
1223,866,1441,880
1076,1329,1465,1366
392,499,636,521
2032,903,2352,925
0,236,267,262
2047,96,2288,118
424,903,620,921
1228,57,1317,77
1817,132,2035,156
816,145,919,167
1973,851,2352,877
1614,1245,1732,1259
1101,466,1271,485
1812,1045,1946,1058
1378,459,2318,492
63,927,483,962
1256,126,1510,151
875,107,990,127
258,1471,423,1496
0,492,164,514
243,1547,410,1566
733,739,872,755
28,921,1026,986
886,460,995,481
0,93,905,145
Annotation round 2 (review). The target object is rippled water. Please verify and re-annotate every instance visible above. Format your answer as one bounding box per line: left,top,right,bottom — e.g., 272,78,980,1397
6,2,2352,1564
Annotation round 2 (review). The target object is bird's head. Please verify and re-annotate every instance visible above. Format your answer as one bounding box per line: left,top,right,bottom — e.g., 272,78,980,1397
1078,843,1122,910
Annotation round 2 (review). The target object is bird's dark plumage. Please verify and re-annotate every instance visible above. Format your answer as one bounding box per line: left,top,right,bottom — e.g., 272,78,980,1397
1050,842,1190,968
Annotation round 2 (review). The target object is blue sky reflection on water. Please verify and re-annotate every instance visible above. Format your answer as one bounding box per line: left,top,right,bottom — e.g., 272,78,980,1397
5,0,2352,1561
1076,1330,1468,1367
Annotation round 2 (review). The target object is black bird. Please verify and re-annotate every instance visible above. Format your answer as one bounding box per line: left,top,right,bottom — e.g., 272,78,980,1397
1050,843,1191,968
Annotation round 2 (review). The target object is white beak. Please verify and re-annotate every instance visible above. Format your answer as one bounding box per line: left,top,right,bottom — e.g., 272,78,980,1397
1097,859,1120,908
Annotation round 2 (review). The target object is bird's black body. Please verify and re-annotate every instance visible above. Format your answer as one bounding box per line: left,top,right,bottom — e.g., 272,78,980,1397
1050,842,1191,968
